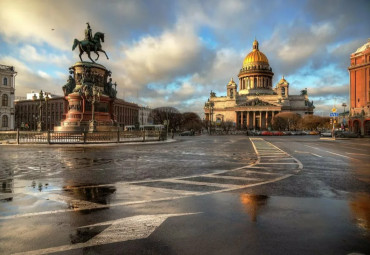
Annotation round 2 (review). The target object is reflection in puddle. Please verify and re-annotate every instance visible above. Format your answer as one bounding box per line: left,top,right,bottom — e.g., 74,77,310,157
64,186,116,205
1,179,13,193
350,192,370,236
240,194,269,222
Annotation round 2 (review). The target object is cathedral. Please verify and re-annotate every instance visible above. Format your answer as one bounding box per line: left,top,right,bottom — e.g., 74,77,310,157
204,40,314,130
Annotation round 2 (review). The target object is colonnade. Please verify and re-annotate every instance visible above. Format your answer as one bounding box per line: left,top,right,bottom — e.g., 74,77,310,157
236,110,279,130
239,76,271,90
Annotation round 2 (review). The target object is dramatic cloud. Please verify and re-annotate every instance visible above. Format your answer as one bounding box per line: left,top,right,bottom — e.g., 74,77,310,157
0,0,368,116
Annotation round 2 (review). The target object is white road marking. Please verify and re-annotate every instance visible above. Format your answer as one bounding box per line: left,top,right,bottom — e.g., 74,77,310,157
310,153,322,158
304,145,357,160
12,213,200,255
1,138,303,221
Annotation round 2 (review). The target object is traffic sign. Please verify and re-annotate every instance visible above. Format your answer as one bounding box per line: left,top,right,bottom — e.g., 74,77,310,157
332,108,337,112
329,112,339,117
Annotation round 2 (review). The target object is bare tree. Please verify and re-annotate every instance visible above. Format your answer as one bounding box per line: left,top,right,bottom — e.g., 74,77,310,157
182,112,202,132
149,107,183,131
272,112,301,130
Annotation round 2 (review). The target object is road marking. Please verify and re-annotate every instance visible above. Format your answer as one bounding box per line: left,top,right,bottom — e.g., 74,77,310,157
1,138,303,221
310,153,322,158
304,145,357,160
12,213,200,255
345,152,368,156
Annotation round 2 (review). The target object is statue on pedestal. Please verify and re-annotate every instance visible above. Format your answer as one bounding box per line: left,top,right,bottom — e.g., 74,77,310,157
72,23,109,63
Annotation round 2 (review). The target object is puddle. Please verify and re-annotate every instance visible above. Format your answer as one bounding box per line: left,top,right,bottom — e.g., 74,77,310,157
63,185,116,205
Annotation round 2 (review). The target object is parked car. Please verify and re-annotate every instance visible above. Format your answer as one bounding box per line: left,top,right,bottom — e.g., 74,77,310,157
261,131,273,136
320,130,334,137
283,131,292,135
309,131,319,135
179,131,194,136
272,131,284,136
336,131,361,138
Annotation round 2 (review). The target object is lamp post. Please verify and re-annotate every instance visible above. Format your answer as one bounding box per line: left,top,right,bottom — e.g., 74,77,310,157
205,99,214,135
33,90,49,132
85,85,102,132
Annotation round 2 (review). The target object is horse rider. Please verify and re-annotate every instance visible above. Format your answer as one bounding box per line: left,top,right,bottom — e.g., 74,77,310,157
85,22,93,42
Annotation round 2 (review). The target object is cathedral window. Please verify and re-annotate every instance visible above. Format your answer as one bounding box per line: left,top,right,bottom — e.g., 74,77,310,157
3,77,8,86
2,94,8,106
2,115,8,128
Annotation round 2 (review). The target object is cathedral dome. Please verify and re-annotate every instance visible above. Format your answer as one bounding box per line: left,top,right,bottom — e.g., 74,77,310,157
242,40,269,68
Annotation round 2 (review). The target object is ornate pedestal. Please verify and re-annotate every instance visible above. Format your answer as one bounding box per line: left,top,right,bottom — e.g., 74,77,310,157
54,62,117,132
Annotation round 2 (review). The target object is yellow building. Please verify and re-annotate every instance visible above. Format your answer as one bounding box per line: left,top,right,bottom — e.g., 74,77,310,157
204,40,314,130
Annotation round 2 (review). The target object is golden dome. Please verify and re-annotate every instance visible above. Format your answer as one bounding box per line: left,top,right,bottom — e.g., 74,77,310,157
242,40,269,68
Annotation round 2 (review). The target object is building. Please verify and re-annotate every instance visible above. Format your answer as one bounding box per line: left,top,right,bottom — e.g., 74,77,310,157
15,92,66,131
348,39,370,136
0,64,17,130
15,92,139,131
138,105,153,125
204,40,314,130
114,99,140,128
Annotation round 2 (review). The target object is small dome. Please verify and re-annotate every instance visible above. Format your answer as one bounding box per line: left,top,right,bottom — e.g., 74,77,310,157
227,78,236,86
242,40,269,68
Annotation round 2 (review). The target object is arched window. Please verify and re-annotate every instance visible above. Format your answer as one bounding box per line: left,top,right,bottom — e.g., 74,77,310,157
281,87,286,96
3,77,8,86
2,94,8,106
2,115,8,128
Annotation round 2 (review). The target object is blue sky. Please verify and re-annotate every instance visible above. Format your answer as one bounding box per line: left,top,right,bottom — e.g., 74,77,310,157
0,0,369,116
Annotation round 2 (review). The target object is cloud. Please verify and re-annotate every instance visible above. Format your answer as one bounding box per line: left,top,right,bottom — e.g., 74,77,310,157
19,45,69,66
0,56,64,96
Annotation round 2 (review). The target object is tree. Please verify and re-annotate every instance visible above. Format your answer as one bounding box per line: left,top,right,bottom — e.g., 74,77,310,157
182,112,202,131
220,120,234,134
149,107,183,131
272,112,301,131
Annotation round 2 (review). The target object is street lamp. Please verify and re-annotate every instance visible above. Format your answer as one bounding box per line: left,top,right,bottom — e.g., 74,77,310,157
33,90,49,132
205,99,214,135
85,85,102,132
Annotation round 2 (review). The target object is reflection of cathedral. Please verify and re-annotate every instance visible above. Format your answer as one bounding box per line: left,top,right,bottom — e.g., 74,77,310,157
204,40,314,130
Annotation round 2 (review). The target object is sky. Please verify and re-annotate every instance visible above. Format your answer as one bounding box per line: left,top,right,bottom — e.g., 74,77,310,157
0,0,369,117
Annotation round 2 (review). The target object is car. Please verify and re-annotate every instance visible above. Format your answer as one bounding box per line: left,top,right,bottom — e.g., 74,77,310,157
261,131,273,136
272,131,284,136
283,131,292,135
336,131,361,138
309,131,319,135
320,130,333,137
179,131,194,136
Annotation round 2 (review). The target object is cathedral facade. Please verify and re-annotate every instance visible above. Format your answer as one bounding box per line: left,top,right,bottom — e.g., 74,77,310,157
204,40,314,130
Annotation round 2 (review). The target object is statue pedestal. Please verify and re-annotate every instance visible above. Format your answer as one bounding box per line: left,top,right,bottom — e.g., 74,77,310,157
54,62,117,132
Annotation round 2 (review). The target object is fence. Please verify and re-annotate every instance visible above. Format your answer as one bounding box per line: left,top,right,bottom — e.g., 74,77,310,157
0,130,167,145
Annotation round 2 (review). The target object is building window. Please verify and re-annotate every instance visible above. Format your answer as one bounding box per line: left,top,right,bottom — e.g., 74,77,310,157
3,77,8,86
2,115,8,127
2,94,8,106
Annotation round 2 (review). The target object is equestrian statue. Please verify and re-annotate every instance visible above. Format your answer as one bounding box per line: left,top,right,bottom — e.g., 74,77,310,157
72,22,109,63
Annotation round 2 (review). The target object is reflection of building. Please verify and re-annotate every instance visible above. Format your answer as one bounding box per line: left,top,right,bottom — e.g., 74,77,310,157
204,40,314,130
348,39,370,136
138,105,153,125
0,64,17,131
240,193,268,222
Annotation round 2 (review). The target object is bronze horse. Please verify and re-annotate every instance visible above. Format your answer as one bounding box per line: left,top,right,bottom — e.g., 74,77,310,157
72,32,109,63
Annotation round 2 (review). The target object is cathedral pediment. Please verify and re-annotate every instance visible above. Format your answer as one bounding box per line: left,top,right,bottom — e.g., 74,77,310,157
238,98,277,107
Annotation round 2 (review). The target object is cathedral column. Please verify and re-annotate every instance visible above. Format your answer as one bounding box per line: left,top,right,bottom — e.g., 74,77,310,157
246,111,250,129
259,111,262,129
266,111,269,129
241,111,244,129
253,111,256,129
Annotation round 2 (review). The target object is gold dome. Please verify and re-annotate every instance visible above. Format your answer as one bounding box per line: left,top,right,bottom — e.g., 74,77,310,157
242,40,269,68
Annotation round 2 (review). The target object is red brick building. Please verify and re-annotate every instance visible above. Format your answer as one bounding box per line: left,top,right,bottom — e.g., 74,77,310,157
348,39,370,136
15,95,139,131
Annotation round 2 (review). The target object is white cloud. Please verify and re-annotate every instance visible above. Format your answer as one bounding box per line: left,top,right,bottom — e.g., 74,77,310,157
19,45,69,66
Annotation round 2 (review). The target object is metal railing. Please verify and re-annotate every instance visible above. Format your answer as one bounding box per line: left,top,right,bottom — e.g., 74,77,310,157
0,130,166,144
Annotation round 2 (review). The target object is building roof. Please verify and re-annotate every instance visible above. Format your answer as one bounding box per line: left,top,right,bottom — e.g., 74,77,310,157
353,38,370,55
242,40,269,68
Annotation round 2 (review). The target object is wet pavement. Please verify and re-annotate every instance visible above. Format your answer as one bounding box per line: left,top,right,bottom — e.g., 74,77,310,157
0,135,369,254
